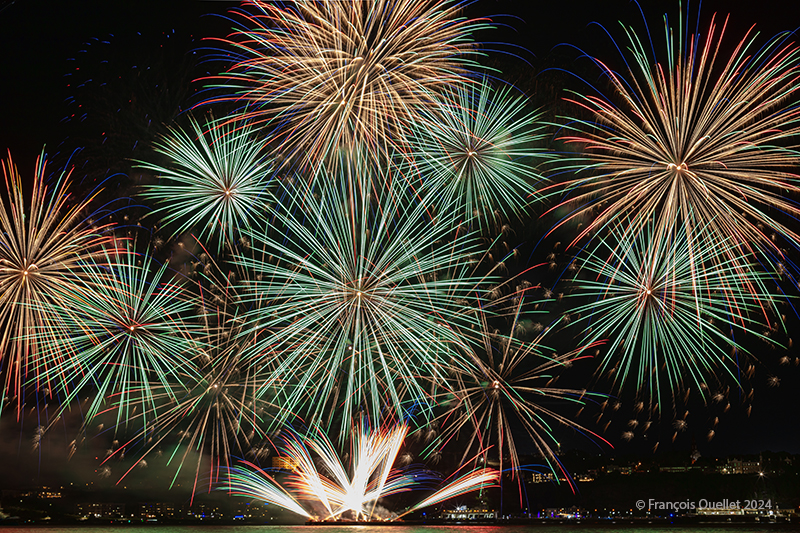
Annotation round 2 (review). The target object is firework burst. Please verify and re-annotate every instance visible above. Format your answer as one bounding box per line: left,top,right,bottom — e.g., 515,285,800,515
0,151,112,414
546,10,800,274
38,240,201,428
235,156,488,437
430,288,609,492
407,77,547,232
137,114,274,251
202,0,490,170
112,256,274,499
569,219,781,409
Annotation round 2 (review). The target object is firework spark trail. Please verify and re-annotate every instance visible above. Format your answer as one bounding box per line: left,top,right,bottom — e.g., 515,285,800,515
545,9,800,278
407,76,548,232
227,422,422,520
226,460,311,518
397,468,498,518
110,346,269,502
200,0,491,171
226,421,497,521
569,217,782,409
0,151,114,416
235,154,489,437
137,113,275,251
288,422,413,520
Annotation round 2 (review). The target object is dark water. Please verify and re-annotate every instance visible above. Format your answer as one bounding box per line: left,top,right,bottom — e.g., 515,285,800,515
3,526,800,533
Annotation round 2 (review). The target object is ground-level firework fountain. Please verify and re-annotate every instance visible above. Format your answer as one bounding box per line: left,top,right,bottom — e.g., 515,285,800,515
225,421,498,522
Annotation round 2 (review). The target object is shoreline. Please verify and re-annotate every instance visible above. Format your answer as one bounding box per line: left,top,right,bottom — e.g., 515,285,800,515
2,517,796,527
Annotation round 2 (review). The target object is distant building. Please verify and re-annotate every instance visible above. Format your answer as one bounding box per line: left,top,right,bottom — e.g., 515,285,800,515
183,503,223,520
605,465,632,474
75,502,126,519
720,459,761,474
136,502,177,520
271,456,297,471
19,487,62,499
232,501,270,520
532,472,555,484
696,506,744,516
539,506,582,519
441,505,496,520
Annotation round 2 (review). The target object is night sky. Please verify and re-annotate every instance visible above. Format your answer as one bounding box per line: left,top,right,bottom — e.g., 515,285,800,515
0,0,799,491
